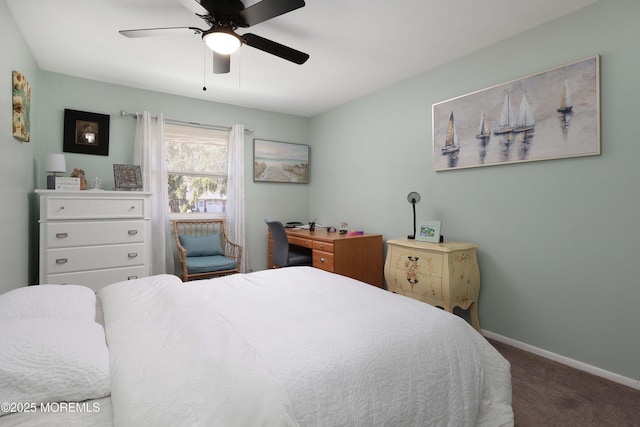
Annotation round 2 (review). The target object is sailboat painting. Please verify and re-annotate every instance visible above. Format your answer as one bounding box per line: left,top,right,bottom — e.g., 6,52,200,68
432,55,599,171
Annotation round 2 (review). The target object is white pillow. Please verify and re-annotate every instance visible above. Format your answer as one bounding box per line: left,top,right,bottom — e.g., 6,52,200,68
0,284,96,321
0,318,110,416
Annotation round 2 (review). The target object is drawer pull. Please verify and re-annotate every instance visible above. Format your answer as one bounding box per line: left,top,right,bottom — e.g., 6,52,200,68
320,257,326,263
59,206,65,210
130,206,136,210
55,258,68,264
127,276,138,280
128,230,138,235
55,233,68,238
128,253,138,258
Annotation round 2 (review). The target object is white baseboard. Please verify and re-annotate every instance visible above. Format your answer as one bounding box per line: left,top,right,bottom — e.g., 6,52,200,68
482,330,640,391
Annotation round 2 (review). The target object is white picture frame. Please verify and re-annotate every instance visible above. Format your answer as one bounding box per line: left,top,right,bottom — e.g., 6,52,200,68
415,220,442,243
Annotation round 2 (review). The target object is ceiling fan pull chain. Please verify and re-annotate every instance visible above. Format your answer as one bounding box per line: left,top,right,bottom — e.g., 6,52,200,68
202,43,207,91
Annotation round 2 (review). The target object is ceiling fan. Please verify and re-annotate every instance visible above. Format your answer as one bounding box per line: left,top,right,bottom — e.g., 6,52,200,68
119,0,309,74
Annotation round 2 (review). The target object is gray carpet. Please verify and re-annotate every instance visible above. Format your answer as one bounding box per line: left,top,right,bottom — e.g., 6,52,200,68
489,339,640,427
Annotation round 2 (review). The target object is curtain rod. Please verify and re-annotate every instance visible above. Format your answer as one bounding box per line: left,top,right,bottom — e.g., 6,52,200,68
119,110,254,133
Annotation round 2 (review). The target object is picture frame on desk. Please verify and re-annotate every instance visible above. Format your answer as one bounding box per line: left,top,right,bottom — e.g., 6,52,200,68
415,220,441,243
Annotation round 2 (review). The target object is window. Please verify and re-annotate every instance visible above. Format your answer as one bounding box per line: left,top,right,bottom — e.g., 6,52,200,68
165,123,229,216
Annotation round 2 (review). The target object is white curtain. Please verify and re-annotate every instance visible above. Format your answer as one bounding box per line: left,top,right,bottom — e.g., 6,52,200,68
226,124,249,272
133,112,174,276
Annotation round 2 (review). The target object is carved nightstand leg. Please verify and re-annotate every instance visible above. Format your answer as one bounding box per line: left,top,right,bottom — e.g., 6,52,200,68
469,301,481,332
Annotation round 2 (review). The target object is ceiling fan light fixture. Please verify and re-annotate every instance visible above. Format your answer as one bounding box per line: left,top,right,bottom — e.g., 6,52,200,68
203,31,241,55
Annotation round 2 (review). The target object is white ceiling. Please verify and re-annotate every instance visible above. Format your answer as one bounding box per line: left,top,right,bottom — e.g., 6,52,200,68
7,0,599,117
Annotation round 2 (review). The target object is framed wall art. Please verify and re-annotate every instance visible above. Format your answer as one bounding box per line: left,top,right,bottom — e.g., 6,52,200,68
113,164,143,190
253,139,309,183
12,71,30,142
415,220,442,243
432,55,600,171
63,109,110,156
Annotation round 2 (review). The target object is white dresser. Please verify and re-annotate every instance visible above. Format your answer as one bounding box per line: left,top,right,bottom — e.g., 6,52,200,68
37,190,152,292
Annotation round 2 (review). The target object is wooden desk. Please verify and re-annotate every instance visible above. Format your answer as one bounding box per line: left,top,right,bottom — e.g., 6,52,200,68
268,229,383,287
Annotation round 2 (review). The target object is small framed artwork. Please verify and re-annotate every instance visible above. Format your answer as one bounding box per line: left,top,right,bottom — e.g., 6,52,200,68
63,109,110,156
415,220,442,243
253,139,309,183
113,164,143,190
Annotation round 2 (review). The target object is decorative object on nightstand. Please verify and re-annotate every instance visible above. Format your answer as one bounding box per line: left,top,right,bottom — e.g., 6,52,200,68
45,154,67,189
415,220,441,243
406,192,421,239
385,238,481,332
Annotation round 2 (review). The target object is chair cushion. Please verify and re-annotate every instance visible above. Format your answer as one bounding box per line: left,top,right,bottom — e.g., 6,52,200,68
178,233,223,257
186,255,237,274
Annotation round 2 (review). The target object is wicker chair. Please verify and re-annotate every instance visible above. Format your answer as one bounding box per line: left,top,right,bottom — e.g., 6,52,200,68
173,219,242,281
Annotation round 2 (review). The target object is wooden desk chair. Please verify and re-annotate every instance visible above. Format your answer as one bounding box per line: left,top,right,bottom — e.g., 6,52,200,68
265,220,312,268
173,219,242,281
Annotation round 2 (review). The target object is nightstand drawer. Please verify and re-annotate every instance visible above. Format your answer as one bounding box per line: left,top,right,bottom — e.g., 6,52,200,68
313,250,334,272
45,220,146,248
45,243,145,274
44,196,146,219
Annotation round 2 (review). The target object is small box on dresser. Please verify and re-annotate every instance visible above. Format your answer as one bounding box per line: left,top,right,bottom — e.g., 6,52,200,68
36,190,152,292
384,238,481,331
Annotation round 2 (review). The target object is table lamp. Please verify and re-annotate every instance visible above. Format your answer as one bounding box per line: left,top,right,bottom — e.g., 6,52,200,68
45,153,66,189
407,191,421,239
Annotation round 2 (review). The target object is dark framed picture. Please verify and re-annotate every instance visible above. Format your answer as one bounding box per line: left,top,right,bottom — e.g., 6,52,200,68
63,109,110,156
113,164,143,190
253,139,310,183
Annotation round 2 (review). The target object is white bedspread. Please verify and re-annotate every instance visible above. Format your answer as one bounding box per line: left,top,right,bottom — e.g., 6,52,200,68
99,267,513,426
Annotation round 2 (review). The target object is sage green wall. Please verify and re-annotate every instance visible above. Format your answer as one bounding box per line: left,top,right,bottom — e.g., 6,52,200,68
37,72,310,274
309,0,639,381
0,0,40,292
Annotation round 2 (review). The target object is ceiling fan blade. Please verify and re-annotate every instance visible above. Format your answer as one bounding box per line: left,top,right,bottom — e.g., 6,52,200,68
119,27,203,38
242,33,309,64
198,0,246,15
178,0,209,15
238,0,305,27
213,52,231,74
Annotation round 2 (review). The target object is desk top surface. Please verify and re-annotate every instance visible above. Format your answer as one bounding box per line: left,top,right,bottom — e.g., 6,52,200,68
283,228,382,242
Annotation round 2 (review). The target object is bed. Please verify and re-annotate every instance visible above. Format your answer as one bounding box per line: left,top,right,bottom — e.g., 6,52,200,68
0,267,513,426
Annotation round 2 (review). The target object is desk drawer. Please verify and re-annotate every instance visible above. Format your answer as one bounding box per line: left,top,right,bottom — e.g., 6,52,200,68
312,240,334,253
289,236,313,249
313,250,334,272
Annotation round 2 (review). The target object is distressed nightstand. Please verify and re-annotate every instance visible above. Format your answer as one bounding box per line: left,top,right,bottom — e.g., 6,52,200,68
384,239,481,331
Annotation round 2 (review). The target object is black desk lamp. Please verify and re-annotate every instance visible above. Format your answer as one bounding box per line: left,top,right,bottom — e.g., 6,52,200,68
407,191,421,239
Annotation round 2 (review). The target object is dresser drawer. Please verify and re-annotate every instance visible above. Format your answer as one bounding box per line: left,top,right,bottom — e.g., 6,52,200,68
45,243,146,274
45,220,146,248
288,236,313,249
44,196,146,219
312,240,334,252
313,250,334,272
43,266,148,292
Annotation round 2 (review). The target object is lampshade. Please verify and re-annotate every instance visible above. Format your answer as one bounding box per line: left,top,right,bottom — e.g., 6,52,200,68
203,31,241,55
45,153,66,174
